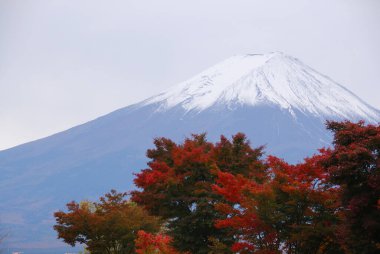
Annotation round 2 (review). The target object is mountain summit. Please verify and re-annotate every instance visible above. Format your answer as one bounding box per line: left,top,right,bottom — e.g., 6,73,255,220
144,52,378,121
1,53,379,252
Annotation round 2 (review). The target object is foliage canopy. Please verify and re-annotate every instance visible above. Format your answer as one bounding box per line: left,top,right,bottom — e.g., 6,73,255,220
54,190,161,254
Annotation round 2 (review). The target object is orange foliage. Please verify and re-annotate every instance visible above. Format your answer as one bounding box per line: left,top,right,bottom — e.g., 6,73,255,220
135,230,185,254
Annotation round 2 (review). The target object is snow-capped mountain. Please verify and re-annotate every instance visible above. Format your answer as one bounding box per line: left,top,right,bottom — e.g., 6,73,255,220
0,52,379,253
143,52,379,121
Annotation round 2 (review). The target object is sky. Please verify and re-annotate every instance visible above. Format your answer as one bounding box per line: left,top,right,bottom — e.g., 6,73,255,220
0,0,379,150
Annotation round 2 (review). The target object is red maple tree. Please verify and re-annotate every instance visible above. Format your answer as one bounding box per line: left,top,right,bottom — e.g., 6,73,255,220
321,121,380,253
135,230,185,254
213,154,343,253
132,133,265,253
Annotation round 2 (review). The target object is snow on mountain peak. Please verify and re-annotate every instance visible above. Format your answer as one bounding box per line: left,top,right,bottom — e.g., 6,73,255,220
143,52,380,122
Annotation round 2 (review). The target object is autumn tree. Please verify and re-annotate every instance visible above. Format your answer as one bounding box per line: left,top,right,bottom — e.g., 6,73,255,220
267,155,342,254
321,121,380,253
135,230,183,254
132,133,265,254
54,190,161,254
213,154,343,254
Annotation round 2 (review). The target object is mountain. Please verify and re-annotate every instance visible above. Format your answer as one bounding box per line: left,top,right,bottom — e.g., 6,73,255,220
144,52,378,120
1,52,379,252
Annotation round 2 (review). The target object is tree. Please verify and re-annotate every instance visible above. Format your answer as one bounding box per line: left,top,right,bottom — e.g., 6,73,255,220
54,190,161,254
213,154,343,254
132,133,265,254
132,121,379,253
135,230,183,254
321,121,380,253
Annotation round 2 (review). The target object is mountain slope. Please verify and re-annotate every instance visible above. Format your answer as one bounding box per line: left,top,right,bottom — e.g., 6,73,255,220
0,52,379,252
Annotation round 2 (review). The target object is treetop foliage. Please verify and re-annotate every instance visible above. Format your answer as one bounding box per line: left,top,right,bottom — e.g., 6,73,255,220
54,190,161,254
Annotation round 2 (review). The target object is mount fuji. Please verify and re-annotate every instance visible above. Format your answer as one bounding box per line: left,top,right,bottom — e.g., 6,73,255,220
1,52,379,252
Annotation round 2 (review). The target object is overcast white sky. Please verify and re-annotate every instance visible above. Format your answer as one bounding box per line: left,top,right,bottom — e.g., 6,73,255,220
0,0,379,150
